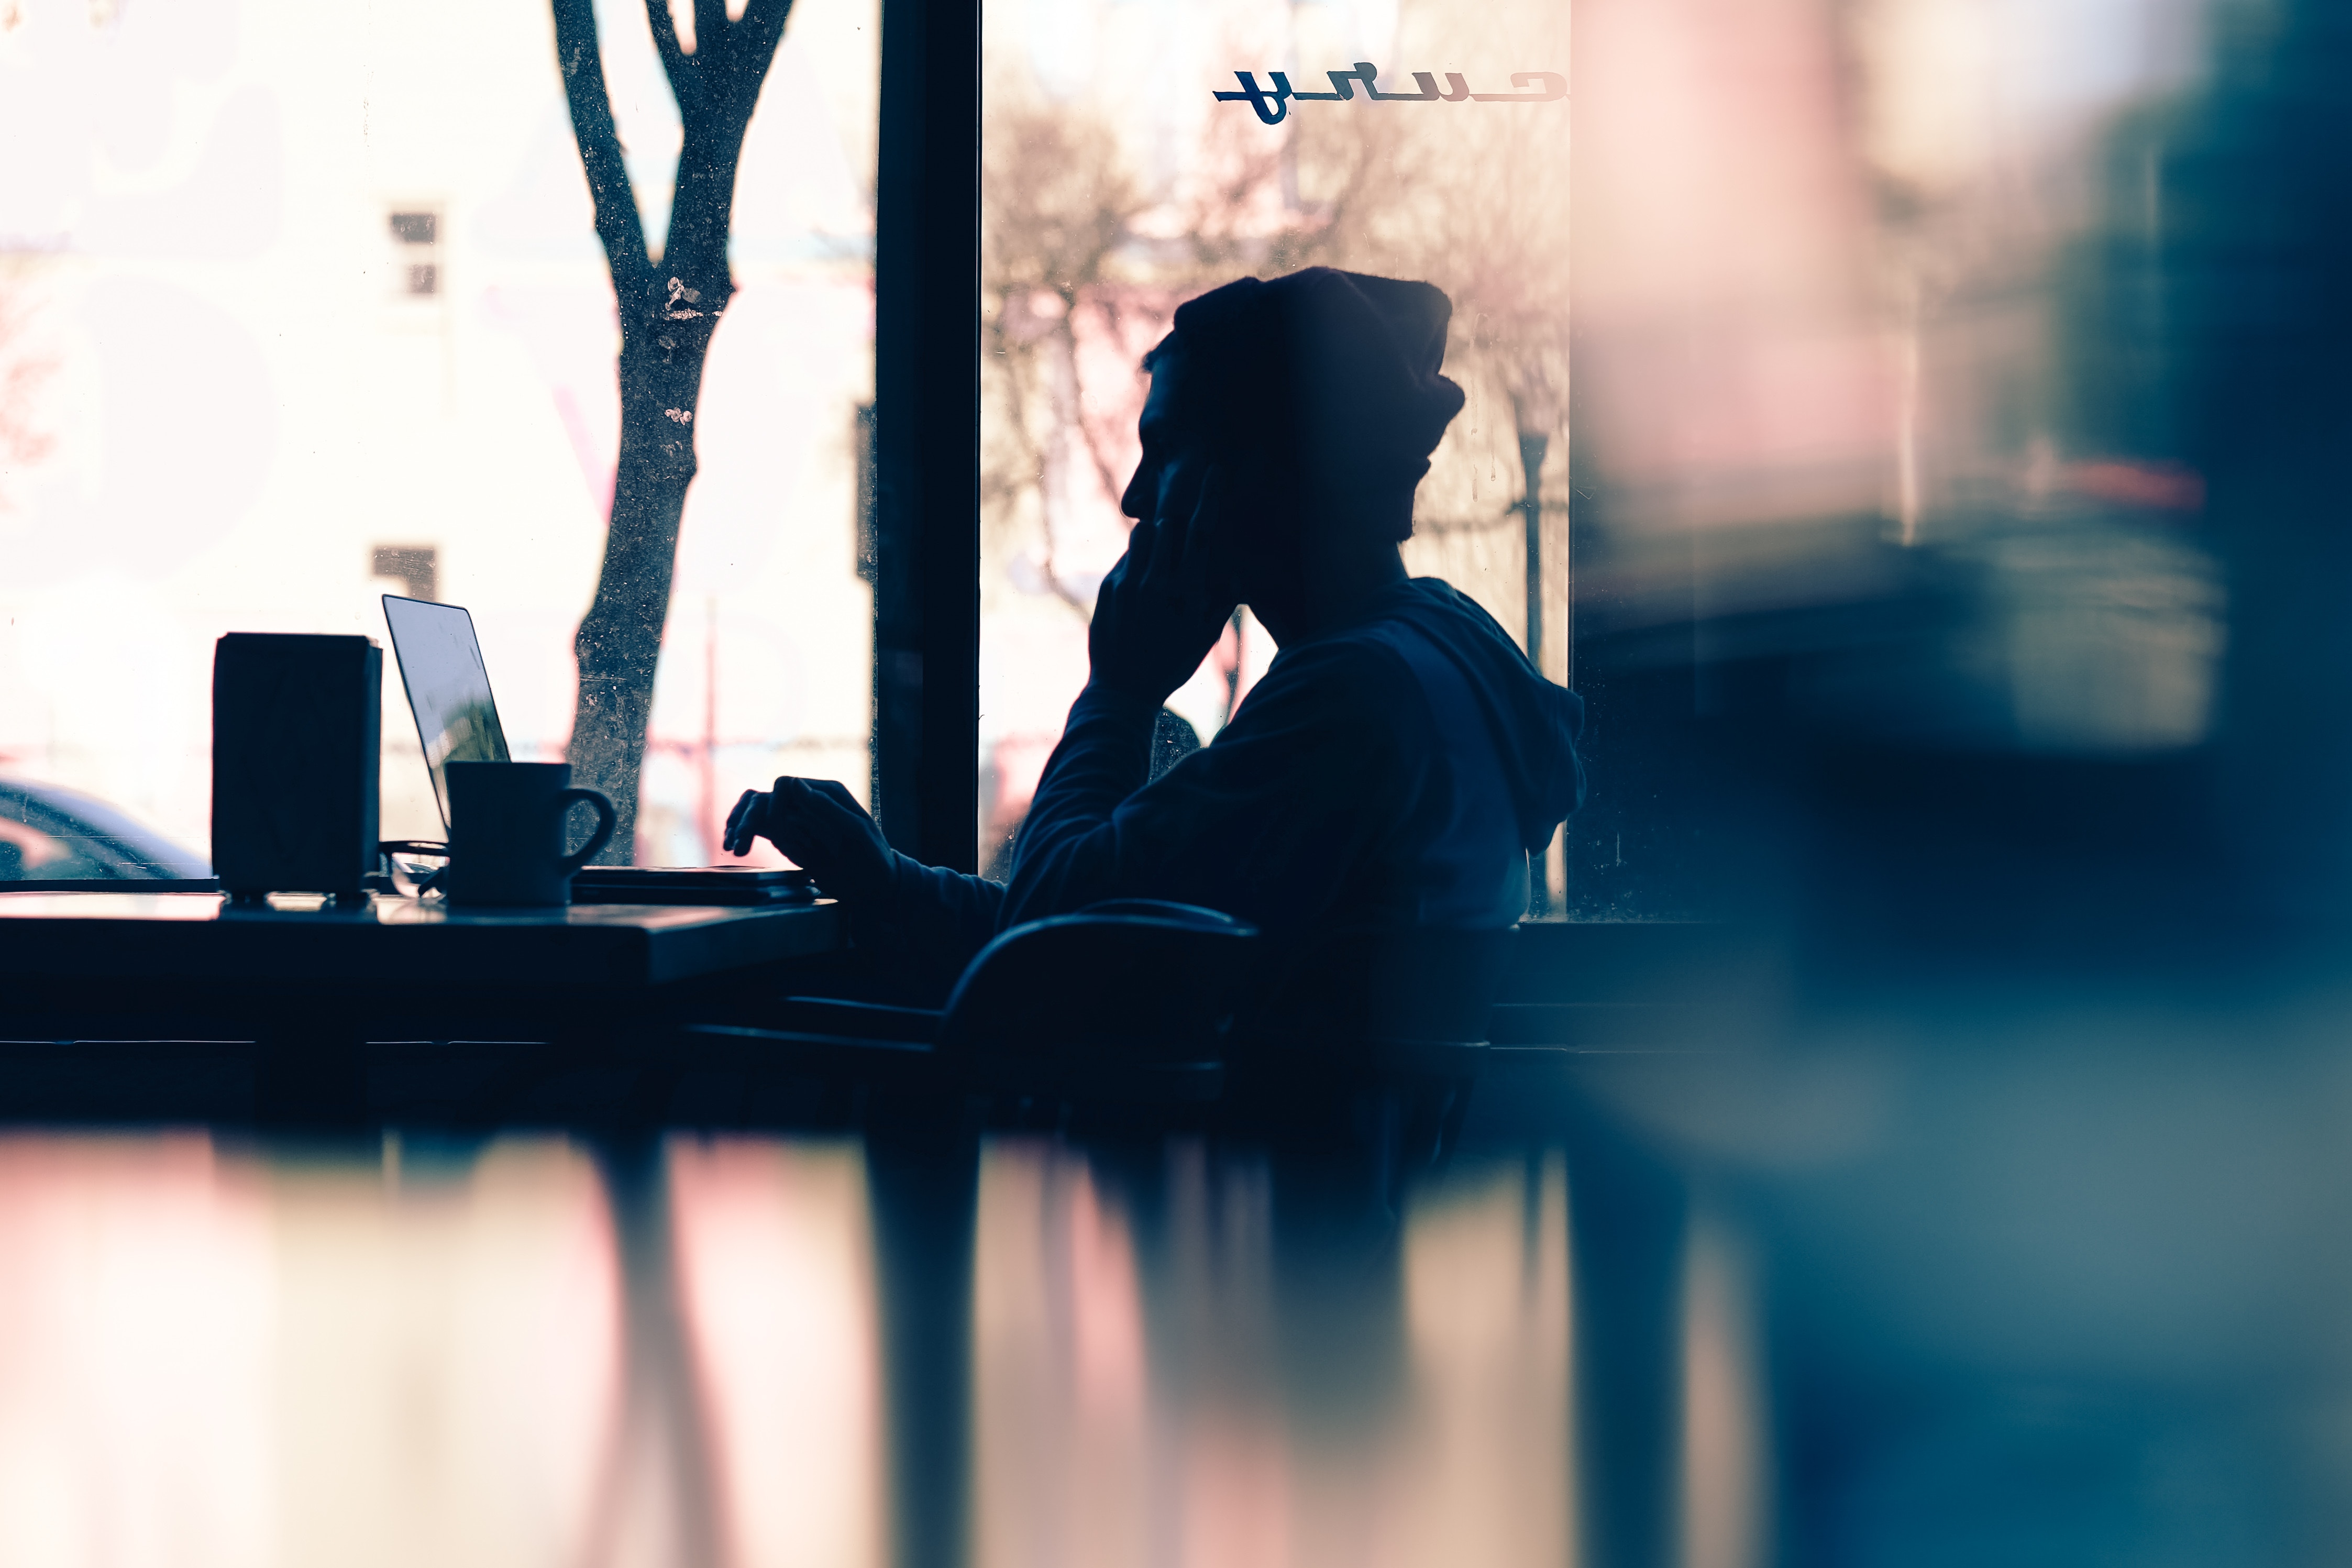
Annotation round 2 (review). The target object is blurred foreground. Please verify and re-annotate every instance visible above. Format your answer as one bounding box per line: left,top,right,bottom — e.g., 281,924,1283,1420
12,970,2352,1568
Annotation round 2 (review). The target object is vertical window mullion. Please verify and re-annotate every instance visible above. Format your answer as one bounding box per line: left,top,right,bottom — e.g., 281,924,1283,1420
873,0,982,872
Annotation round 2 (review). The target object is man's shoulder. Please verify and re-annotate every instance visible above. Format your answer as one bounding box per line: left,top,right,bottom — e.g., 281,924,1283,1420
1280,582,1508,681
1236,580,1528,733
1229,623,1434,757
1255,622,1421,707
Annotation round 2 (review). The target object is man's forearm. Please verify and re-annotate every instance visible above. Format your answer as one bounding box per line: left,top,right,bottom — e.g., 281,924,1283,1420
1000,681,1161,923
855,851,1006,968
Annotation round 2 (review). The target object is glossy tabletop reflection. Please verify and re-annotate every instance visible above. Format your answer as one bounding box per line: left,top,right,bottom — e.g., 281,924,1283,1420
0,1133,1581,1568
12,979,2352,1568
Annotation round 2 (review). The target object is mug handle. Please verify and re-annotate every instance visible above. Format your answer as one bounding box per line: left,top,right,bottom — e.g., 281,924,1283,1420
555,788,619,873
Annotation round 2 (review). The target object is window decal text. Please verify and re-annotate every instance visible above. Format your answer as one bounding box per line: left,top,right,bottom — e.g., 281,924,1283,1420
1213,64,1566,125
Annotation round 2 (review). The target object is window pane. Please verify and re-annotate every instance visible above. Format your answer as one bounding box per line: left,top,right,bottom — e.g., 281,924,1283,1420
977,0,1572,886
1563,0,2218,920
981,0,2230,921
0,0,877,873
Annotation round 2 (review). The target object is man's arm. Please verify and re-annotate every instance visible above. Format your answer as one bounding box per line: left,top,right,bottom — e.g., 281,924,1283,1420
877,851,1007,964
996,681,1162,921
1000,645,1412,931
726,776,1003,969
1001,455,1423,927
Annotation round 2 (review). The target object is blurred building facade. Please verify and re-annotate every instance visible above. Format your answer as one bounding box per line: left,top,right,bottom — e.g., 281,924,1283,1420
0,0,879,863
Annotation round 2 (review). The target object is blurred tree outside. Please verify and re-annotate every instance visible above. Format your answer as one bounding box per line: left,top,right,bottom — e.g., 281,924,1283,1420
1352,100,1572,681
980,14,1569,670
552,0,792,860
979,82,1404,622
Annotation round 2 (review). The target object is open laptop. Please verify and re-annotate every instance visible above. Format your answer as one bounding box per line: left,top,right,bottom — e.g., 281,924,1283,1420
380,594,811,904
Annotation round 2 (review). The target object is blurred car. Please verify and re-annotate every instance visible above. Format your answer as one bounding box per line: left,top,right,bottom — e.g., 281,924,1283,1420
0,778,212,883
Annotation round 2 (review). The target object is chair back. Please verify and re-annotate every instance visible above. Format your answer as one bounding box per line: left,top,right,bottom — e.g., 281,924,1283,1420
936,901,1258,1063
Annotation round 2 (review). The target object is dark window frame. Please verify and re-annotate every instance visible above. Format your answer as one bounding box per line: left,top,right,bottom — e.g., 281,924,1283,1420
871,0,981,873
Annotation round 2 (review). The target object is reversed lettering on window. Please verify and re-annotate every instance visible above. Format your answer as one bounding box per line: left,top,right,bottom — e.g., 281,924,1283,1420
1213,63,1565,125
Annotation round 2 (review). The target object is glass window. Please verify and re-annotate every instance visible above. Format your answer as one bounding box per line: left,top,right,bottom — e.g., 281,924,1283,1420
977,0,1572,891
1559,0,2217,920
978,0,2227,921
0,0,878,873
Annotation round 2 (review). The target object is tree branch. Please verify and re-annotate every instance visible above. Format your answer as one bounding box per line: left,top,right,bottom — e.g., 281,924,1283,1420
723,0,793,123
693,0,728,78
552,0,653,292
657,0,792,285
644,0,703,118
1062,304,1131,514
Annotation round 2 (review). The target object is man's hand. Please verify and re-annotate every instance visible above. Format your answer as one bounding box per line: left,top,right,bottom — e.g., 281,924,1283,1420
1088,464,1239,703
724,777,894,906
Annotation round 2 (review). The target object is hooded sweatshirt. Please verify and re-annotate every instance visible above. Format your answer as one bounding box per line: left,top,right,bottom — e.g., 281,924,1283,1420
868,272,1575,964
992,576,1586,939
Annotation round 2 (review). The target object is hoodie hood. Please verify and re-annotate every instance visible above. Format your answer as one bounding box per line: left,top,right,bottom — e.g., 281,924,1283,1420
1377,577,1587,854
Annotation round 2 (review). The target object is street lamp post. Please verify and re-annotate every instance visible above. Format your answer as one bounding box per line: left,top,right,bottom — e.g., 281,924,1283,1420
1513,387,1560,915
1519,426,1549,670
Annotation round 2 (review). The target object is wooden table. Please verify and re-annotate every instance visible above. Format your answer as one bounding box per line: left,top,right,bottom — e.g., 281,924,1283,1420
0,890,845,1122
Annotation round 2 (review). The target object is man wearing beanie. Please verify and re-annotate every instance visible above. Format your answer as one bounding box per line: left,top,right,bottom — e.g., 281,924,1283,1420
727,267,1586,976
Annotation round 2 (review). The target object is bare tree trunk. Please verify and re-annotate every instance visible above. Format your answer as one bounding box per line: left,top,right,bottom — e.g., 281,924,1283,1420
553,0,789,861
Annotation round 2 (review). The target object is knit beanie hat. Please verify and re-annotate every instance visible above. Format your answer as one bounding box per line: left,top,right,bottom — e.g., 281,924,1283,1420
1155,268,1466,540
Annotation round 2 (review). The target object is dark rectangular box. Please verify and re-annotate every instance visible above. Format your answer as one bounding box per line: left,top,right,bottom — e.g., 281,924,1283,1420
212,633,380,898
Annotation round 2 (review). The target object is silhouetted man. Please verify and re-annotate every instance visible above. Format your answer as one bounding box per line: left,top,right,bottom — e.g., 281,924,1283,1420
726,267,1585,972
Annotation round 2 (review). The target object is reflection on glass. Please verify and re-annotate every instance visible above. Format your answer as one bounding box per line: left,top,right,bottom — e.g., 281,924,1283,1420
1681,1207,1769,1568
0,1133,896,1568
670,1139,884,1568
0,1134,273,1565
0,1132,1616,1568
972,1140,1574,1568
0,1134,622,1567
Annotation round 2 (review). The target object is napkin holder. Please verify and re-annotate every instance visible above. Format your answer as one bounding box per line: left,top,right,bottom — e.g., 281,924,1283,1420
212,633,381,902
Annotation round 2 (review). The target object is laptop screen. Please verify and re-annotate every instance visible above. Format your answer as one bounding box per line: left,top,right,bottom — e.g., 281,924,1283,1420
381,595,511,831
